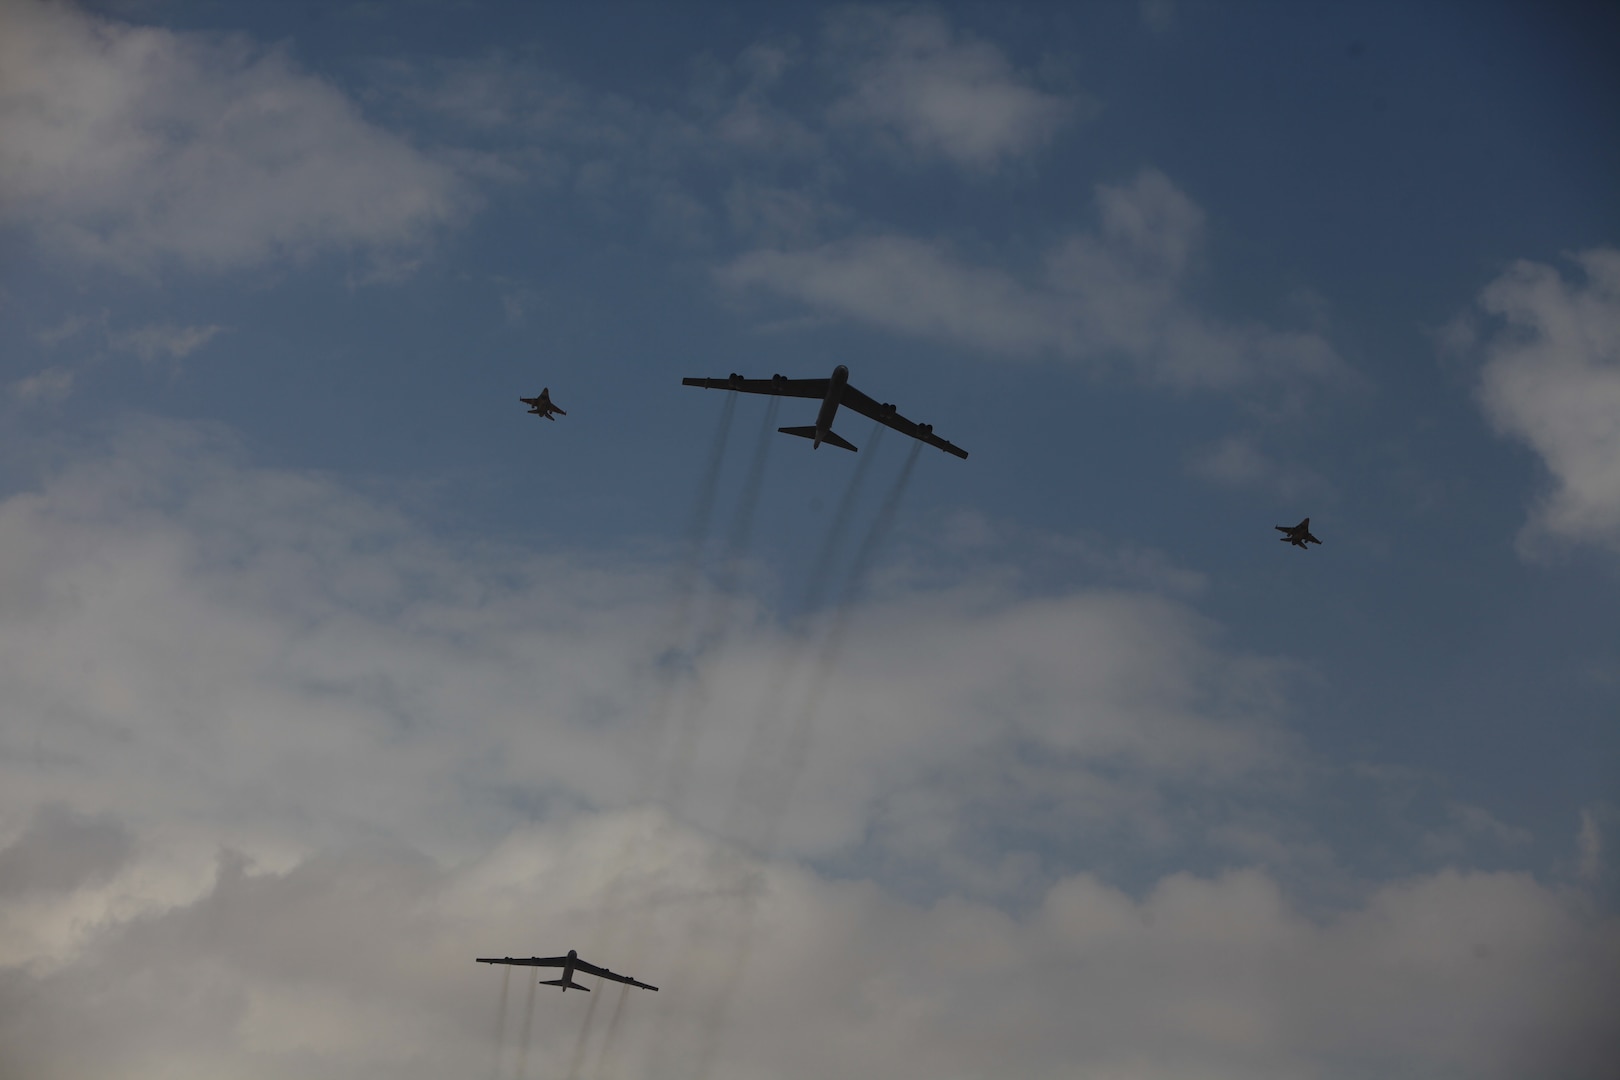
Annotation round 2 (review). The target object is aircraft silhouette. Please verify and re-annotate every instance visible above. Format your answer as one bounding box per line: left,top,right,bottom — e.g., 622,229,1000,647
520,388,566,420
477,949,657,991
1275,517,1322,549
682,365,967,459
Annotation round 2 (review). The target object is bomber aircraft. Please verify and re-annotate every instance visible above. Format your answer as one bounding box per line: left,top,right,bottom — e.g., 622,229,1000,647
682,365,968,459
520,388,566,420
476,949,658,992
1275,518,1323,549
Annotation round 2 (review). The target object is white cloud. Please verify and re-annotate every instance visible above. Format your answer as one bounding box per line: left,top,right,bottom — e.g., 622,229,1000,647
1466,249,1620,555
109,322,223,362
0,418,1611,1078
1578,808,1603,883
1140,0,1177,34
824,8,1084,169
1191,435,1327,497
723,170,1344,388
8,366,75,405
0,0,464,274
0,814,1615,1080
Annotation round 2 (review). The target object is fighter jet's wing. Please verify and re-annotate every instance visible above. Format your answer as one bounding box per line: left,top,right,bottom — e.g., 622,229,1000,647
572,958,659,991
476,956,570,968
839,384,968,460
682,375,829,399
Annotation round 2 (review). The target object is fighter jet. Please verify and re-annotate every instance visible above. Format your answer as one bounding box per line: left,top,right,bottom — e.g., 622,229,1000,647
476,950,658,992
682,366,967,459
1275,517,1322,549
520,388,566,420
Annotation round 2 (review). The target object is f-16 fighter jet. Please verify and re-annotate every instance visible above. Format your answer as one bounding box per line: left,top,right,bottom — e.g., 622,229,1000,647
1275,518,1322,549
476,950,658,992
520,388,566,420
682,366,968,459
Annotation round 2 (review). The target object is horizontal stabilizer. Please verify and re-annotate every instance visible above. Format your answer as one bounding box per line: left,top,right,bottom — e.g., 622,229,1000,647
540,978,590,990
778,425,858,452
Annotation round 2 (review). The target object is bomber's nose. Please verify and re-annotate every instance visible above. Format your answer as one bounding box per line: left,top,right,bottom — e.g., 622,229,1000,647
834,364,849,378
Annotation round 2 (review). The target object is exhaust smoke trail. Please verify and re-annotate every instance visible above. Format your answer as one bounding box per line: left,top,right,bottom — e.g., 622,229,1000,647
658,396,780,813
563,978,605,1080
692,440,925,1080
575,396,740,1033
723,422,884,841
512,976,539,1080
491,964,513,1080
589,984,632,1080
644,393,739,788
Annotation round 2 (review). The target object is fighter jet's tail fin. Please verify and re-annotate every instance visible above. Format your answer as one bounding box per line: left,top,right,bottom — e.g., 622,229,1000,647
779,426,857,452
540,978,590,991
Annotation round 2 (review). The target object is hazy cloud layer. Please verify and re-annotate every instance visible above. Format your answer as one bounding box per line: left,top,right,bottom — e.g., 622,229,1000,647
0,417,1612,1077
723,171,1343,388
823,7,1084,168
0,418,1291,881
0,0,463,273
1191,435,1327,497
1466,249,1620,555
1,814,1615,1080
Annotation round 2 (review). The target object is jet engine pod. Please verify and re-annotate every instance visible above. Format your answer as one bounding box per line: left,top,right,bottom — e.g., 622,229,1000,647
771,373,787,392
729,373,743,387
881,402,897,416
917,422,933,436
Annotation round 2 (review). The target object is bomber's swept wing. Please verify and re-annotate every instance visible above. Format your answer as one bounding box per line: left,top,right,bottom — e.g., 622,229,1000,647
475,955,659,991
573,958,659,991
682,374,828,399
477,955,570,968
839,384,969,460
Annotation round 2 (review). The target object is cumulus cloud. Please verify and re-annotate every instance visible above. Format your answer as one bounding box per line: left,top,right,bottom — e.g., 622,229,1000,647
723,170,1344,388
1464,249,1620,555
0,417,1290,877
0,804,133,899
1191,434,1327,497
0,814,1615,1080
8,366,75,406
109,322,224,362
823,7,1084,169
0,0,464,274
0,418,1610,1077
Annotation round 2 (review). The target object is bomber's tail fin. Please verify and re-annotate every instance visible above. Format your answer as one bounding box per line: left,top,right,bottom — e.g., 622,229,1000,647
778,425,857,452
540,978,590,991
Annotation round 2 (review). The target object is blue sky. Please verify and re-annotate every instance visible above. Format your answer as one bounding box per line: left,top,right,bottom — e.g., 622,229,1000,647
1,1,1617,1077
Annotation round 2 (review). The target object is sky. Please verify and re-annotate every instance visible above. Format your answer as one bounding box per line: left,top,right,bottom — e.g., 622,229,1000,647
1,0,1618,1077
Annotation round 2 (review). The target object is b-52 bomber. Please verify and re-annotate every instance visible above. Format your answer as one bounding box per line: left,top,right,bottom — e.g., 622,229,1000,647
682,365,967,459
1275,517,1322,549
476,949,658,992
520,388,566,420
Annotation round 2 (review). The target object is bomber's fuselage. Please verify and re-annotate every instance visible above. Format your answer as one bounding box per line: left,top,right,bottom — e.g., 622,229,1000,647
813,365,850,447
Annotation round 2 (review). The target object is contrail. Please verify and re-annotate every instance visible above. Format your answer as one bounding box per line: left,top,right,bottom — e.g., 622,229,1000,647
799,423,887,618
763,440,925,846
658,397,780,813
573,397,740,1022
693,441,925,1080
563,978,605,1080
722,422,884,842
512,976,539,1080
644,393,739,788
667,425,886,1072
588,984,632,1080
491,964,513,1080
